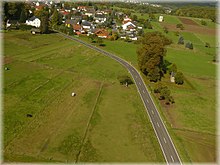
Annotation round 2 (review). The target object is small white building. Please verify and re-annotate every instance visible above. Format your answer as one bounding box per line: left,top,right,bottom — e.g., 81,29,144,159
26,16,41,28
159,16,164,22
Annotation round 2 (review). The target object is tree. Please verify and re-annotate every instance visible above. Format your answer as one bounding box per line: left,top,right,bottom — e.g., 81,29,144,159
19,9,26,23
201,20,207,26
185,42,193,49
169,63,177,74
132,14,138,21
160,86,170,100
178,36,184,45
50,9,59,29
69,26,73,35
205,42,211,48
39,10,49,34
175,72,184,85
117,75,133,85
163,26,168,33
137,32,171,82
149,13,156,21
97,37,104,46
176,23,184,30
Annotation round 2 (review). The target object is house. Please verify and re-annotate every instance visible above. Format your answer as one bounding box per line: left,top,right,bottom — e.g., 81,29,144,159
122,16,132,24
94,14,107,23
94,29,109,38
159,16,164,22
122,21,136,31
65,19,77,27
26,16,41,27
73,24,82,35
81,20,92,31
84,8,95,17
77,6,87,11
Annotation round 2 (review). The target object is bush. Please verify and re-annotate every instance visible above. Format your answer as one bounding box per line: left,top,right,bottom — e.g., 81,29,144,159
175,72,184,85
117,75,133,85
205,42,211,48
163,26,168,33
201,20,207,26
174,31,180,36
19,24,34,31
185,42,193,49
178,36,184,45
176,23,184,30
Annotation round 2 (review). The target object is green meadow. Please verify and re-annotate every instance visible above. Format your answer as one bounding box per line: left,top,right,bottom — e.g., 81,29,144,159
3,31,164,162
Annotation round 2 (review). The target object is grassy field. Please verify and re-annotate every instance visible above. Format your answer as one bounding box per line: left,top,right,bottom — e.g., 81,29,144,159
3,31,164,163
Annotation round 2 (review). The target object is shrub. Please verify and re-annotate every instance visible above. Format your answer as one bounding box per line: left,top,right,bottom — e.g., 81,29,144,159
117,75,133,85
163,26,168,33
178,36,184,45
176,23,184,30
175,72,184,85
205,42,211,48
19,24,34,31
185,42,193,49
201,20,207,26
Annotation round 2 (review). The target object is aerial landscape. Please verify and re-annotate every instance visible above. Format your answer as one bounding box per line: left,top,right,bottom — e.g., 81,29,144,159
2,0,218,164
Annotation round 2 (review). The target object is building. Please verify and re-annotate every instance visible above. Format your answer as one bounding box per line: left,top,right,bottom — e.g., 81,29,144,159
26,16,41,27
159,16,164,22
94,29,109,38
94,14,107,23
122,21,136,31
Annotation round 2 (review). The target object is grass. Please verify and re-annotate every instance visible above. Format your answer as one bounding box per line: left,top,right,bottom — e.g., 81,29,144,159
3,30,164,163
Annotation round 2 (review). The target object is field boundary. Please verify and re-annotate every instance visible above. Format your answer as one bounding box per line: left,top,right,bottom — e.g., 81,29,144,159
75,81,104,162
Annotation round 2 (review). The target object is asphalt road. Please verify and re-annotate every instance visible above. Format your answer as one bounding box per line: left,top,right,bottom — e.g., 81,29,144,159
57,32,182,164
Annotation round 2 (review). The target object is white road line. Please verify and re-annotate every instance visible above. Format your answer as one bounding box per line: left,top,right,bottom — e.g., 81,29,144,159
152,110,154,115
139,82,141,85
163,137,167,143
171,155,174,162
147,99,149,103
157,122,160,127
143,90,145,93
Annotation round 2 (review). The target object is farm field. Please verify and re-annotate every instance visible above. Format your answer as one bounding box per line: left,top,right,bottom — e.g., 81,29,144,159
76,13,217,163
3,31,164,162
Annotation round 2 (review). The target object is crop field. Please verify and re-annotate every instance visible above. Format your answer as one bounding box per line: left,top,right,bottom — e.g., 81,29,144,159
3,31,164,162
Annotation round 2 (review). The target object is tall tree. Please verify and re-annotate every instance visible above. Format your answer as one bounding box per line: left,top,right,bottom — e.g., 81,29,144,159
137,32,171,82
39,10,49,33
19,9,26,23
50,9,59,29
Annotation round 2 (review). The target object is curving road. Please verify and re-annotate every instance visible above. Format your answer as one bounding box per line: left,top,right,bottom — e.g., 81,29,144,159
57,32,182,164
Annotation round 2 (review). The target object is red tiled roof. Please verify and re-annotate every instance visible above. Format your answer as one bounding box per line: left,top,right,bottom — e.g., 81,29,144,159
73,24,81,31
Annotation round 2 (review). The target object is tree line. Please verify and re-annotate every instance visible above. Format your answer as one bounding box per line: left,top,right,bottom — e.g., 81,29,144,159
172,5,216,22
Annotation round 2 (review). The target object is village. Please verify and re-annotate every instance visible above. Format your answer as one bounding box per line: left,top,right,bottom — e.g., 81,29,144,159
6,1,165,41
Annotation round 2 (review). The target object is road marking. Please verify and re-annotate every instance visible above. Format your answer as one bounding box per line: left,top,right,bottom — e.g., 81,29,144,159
152,110,154,115
163,137,167,143
146,99,149,103
170,155,174,162
157,122,160,127
143,90,145,93
139,82,141,85
132,70,134,72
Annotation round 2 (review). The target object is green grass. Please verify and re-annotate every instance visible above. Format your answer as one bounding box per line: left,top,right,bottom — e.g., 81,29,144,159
165,47,215,78
3,30,164,163
191,17,216,28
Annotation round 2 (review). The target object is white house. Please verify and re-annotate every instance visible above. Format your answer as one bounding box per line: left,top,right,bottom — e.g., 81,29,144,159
26,16,41,28
159,16,164,22
122,21,136,31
